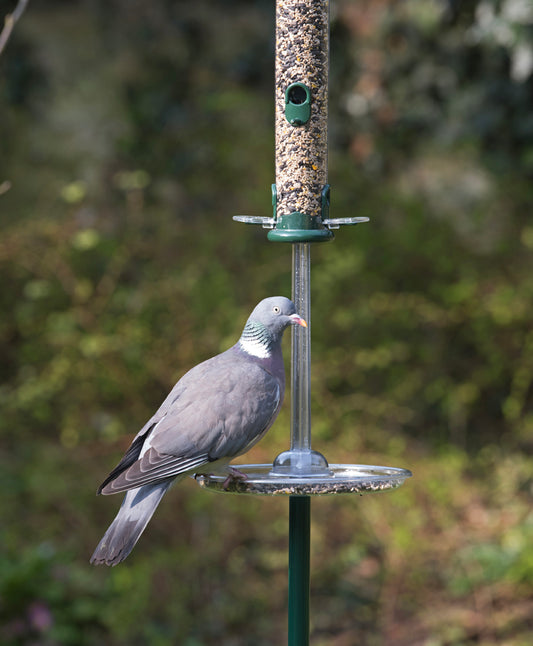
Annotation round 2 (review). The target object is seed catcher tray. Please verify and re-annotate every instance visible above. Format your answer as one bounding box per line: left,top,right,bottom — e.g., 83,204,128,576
195,464,412,496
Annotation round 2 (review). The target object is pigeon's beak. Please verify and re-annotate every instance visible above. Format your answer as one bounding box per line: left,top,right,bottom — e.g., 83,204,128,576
289,314,307,328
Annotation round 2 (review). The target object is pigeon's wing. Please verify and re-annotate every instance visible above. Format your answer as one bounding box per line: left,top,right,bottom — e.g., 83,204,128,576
99,449,210,494
96,378,193,494
100,349,282,494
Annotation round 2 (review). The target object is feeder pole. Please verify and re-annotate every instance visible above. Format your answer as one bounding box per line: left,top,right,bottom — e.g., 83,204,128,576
289,495,311,646
273,1,330,644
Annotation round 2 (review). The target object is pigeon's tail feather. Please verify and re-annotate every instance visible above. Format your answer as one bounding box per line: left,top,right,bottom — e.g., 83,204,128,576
90,480,174,566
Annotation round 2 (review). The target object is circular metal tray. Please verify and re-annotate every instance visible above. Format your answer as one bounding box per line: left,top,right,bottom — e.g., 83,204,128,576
195,463,412,496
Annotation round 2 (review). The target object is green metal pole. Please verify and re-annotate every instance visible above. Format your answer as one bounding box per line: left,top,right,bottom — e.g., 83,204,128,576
289,496,311,646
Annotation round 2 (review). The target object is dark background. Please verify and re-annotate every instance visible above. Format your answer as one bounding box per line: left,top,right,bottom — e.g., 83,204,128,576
1,0,532,644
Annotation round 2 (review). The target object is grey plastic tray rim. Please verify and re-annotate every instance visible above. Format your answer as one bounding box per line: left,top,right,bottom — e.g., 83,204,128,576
195,463,412,496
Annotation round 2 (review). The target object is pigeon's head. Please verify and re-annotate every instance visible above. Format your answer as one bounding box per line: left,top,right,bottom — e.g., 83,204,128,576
249,296,307,335
239,296,307,358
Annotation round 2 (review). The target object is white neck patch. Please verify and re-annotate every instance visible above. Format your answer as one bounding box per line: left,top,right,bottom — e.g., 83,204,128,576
238,337,271,359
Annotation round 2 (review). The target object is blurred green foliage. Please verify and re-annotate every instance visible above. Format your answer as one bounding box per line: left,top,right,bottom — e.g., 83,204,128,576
1,0,533,644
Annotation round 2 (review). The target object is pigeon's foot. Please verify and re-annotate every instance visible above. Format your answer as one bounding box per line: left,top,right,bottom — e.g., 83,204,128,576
222,467,249,490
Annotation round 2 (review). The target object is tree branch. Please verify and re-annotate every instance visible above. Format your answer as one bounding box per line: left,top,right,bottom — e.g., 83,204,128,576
0,0,29,56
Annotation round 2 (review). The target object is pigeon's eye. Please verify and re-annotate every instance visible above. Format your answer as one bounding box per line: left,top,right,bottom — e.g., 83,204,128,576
273,306,281,314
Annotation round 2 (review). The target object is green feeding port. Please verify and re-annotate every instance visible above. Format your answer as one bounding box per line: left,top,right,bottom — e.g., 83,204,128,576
285,82,311,126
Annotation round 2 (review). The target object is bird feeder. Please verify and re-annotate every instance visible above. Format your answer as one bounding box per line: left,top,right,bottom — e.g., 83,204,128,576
196,1,411,643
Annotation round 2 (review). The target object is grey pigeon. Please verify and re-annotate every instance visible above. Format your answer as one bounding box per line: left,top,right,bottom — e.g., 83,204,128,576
90,296,306,566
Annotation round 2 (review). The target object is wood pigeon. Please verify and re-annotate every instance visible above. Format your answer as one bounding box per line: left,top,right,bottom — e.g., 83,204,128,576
90,296,306,565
